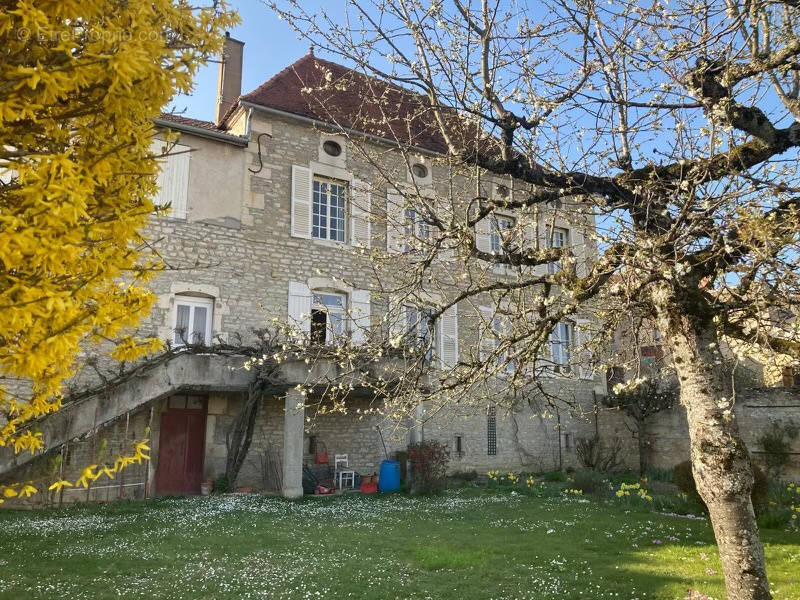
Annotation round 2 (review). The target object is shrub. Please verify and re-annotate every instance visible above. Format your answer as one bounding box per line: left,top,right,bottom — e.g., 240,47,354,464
570,470,607,495
652,494,695,515
541,470,565,482
213,475,230,494
673,460,768,516
449,470,478,482
770,480,800,507
643,466,674,483
575,435,624,472
407,441,450,495
757,509,792,529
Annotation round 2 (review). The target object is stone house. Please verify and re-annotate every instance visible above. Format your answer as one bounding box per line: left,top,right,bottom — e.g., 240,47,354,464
0,36,635,504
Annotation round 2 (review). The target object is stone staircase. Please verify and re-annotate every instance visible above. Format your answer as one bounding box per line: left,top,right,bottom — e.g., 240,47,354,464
0,353,253,476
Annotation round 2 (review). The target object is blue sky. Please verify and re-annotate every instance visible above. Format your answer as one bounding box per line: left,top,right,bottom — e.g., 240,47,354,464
171,1,332,121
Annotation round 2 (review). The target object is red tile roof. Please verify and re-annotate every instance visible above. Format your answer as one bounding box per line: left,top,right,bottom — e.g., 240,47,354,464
238,54,480,154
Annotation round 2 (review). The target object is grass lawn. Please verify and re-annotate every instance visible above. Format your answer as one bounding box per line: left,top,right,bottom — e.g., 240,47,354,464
0,488,797,599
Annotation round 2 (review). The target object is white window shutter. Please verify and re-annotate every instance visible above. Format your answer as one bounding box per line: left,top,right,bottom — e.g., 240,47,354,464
154,142,190,219
573,227,587,278
385,190,405,254
475,217,492,253
575,318,594,380
287,281,311,340
439,304,459,369
437,245,455,262
350,289,371,345
478,306,496,362
435,196,454,262
350,180,371,248
291,165,312,239
517,213,539,276
387,297,406,343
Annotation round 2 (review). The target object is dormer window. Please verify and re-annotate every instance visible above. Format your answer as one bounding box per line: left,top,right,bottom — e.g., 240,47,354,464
411,163,428,179
322,140,342,157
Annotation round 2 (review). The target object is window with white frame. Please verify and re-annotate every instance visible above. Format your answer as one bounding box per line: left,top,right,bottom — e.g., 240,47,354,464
549,321,574,373
404,305,435,360
403,207,431,252
312,177,347,242
173,296,213,346
546,226,569,274
490,215,515,253
492,315,516,374
310,291,347,345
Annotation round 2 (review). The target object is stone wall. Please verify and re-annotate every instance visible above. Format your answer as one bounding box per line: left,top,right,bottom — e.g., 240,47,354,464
646,387,800,480
202,393,407,491
1,407,153,508
421,382,638,475
200,386,638,492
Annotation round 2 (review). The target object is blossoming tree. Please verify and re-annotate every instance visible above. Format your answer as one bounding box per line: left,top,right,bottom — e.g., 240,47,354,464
271,1,800,598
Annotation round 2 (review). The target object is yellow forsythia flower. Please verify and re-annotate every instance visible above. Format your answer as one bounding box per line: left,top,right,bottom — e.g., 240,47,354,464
48,480,74,492
0,0,238,463
18,485,37,498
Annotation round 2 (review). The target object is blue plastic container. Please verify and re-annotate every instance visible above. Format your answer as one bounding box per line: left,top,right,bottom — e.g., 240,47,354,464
378,460,401,493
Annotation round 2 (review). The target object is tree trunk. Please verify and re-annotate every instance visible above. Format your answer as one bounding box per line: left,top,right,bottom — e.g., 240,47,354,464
225,381,261,487
654,295,771,599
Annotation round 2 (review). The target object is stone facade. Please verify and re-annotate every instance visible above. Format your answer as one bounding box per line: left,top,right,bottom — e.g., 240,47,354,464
646,387,800,480
0,55,620,503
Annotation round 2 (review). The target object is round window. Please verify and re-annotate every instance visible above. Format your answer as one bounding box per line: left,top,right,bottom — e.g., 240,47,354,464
323,140,342,157
411,163,428,179
496,184,510,198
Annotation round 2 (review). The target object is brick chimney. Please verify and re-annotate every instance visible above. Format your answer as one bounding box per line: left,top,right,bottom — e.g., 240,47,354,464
215,32,244,126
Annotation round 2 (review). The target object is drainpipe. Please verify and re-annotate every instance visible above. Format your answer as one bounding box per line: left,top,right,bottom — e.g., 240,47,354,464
556,408,563,470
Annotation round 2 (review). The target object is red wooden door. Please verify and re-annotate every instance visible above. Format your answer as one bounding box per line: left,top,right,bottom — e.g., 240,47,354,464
155,409,206,495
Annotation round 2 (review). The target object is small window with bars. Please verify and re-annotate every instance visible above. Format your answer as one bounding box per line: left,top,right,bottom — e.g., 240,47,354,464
487,407,497,456
454,434,464,458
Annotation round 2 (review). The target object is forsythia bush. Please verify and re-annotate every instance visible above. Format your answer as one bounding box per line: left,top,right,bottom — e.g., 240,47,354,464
0,0,237,495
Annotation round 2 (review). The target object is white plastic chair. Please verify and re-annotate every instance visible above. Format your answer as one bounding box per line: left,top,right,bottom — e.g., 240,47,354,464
334,454,355,490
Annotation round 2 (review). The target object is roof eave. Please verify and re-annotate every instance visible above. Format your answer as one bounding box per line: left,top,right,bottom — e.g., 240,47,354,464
153,118,249,146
